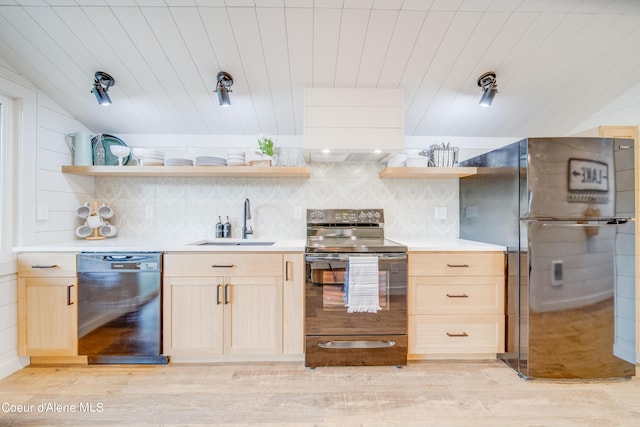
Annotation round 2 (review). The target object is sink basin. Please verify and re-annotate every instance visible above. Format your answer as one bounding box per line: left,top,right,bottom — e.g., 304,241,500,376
189,240,276,247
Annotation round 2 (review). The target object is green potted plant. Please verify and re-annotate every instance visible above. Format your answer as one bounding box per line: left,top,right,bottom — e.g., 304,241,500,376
255,133,276,166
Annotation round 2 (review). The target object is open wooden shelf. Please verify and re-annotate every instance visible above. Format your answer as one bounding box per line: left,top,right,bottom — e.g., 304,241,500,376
379,167,477,179
61,165,311,178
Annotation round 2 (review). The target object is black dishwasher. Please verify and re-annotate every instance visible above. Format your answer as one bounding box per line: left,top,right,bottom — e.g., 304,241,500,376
77,252,168,364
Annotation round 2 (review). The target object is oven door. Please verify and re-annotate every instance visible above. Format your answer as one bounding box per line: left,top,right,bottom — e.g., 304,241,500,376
305,252,408,367
305,252,407,336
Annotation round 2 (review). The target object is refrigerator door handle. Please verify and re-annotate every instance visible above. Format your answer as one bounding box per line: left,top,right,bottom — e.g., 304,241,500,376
537,219,631,227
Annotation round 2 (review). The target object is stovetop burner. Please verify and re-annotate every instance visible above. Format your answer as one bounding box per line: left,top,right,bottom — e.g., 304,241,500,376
305,208,407,253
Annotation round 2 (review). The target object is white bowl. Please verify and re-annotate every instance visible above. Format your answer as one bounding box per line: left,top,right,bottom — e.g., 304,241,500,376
109,145,131,158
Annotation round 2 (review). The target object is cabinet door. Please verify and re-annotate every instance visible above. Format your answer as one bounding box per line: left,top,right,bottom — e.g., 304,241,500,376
18,277,77,356
224,276,282,355
283,253,304,354
163,277,224,356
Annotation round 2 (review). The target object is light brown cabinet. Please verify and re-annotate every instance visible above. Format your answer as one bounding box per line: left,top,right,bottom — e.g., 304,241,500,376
283,253,304,355
163,252,303,361
408,251,505,360
17,253,78,358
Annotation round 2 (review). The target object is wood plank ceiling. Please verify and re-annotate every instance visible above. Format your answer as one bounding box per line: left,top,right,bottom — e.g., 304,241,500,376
1,0,640,138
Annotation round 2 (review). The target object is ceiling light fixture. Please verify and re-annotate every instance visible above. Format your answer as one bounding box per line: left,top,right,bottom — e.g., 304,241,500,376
91,71,115,105
215,71,233,107
477,71,498,107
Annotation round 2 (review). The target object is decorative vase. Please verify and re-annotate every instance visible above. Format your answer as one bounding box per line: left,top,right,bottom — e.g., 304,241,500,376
249,154,275,167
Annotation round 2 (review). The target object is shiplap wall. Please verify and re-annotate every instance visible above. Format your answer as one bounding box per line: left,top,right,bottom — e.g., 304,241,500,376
0,65,92,379
36,97,94,245
0,66,31,378
0,272,24,378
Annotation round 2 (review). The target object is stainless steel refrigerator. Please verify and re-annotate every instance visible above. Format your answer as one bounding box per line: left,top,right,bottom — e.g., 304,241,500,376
460,137,636,379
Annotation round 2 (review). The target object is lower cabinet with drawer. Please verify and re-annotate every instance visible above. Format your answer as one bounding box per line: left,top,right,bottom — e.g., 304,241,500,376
17,253,79,359
408,251,505,360
163,252,303,362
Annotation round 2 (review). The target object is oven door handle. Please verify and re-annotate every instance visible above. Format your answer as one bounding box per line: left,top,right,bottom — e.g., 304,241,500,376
317,340,396,349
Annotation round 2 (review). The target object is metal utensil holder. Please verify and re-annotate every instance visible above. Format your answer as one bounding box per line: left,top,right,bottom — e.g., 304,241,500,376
425,144,459,167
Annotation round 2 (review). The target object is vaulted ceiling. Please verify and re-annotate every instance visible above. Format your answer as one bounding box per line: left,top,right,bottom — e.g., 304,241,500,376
1,0,640,138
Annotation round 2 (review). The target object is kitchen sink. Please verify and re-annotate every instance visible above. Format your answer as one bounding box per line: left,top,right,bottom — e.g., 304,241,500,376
189,240,276,246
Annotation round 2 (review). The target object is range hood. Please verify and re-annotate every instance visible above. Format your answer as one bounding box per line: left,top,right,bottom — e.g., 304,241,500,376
303,88,404,162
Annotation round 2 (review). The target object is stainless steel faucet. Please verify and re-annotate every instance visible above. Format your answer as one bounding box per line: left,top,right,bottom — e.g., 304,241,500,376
242,198,253,239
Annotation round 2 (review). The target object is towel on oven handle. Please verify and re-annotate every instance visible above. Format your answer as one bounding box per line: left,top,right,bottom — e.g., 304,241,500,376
346,256,381,313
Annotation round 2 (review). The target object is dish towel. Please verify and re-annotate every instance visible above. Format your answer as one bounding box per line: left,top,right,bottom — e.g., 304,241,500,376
346,256,381,313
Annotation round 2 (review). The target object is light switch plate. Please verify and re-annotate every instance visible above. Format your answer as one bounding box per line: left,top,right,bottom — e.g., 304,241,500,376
37,204,48,221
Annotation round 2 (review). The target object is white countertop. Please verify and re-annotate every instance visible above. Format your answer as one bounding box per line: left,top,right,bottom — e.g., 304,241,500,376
13,237,505,253
13,238,306,253
390,238,506,252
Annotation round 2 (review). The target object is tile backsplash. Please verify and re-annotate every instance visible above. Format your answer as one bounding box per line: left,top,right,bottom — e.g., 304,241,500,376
95,163,459,243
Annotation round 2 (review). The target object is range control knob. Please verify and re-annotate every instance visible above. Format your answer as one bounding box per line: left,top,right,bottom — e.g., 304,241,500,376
374,211,381,221
358,211,367,221
366,211,374,221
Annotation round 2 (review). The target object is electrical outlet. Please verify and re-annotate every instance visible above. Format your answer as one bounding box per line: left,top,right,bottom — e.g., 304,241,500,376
145,205,154,219
294,206,302,219
434,207,447,219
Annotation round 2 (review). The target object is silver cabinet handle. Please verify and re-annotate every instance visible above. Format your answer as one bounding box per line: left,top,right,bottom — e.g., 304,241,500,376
216,284,222,305
211,264,235,268
224,284,230,304
285,261,291,282
447,264,469,268
446,332,469,337
67,284,74,306
446,293,469,298
32,264,59,269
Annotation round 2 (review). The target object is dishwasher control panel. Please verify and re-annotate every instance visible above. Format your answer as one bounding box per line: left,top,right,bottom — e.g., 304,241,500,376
111,261,158,271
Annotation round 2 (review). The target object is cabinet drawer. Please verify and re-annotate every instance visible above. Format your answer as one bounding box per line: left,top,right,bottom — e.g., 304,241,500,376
410,276,504,315
18,253,77,278
164,253,282,277
409,315,505,355
409,252,504,276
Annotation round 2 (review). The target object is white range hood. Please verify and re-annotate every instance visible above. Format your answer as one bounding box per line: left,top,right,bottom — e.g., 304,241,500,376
303,88,404,162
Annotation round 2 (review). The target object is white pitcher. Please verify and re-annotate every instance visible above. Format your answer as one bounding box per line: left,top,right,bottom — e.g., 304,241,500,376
65,132,93,166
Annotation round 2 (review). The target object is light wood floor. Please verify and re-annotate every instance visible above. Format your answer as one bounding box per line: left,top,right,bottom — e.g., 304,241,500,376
1,360,639,426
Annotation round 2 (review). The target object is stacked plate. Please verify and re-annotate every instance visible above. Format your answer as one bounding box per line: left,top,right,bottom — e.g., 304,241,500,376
165,158,194,166
226,151,246,166
195,156,226,166
141,149,165,166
